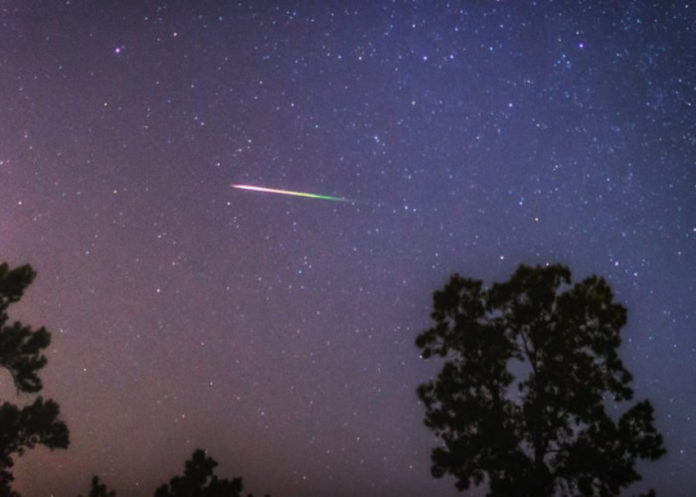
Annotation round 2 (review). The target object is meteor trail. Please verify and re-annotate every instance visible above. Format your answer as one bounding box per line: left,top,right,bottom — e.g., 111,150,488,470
232,184,353,203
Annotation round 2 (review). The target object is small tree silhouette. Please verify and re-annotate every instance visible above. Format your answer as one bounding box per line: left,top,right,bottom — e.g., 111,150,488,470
0,263,69,496
155,449,269,497
78,476,116,497
416,264,665,496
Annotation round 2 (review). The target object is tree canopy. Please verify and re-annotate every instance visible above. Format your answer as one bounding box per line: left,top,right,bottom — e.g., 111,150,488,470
0,263,69,497
415,264,665,497
77,450,268,497
155,449,269,497
78,476,116,497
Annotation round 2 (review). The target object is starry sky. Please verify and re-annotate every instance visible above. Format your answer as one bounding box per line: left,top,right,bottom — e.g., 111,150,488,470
1,1,695,496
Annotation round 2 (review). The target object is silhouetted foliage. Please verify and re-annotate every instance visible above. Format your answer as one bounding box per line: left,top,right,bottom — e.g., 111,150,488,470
416,264,665,497
155,449,269,497
78,476,116,497
634,490,656,497
0,263,69,496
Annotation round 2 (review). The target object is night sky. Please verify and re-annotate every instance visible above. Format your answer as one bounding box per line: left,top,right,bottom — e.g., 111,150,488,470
1,1,695,496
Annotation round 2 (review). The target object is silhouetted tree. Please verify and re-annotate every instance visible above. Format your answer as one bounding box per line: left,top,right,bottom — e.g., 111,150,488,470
416,264,665,497
155,449,269,497
78,476,116,497
0,263,69,496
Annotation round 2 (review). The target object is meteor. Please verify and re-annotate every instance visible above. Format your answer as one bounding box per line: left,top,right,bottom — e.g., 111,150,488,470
232,184,353,203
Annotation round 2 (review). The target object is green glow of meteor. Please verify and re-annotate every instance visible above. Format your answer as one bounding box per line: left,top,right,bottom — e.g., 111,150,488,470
232,184,352,202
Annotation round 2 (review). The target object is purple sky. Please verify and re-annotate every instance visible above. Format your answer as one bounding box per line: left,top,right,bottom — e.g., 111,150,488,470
1,1,694,496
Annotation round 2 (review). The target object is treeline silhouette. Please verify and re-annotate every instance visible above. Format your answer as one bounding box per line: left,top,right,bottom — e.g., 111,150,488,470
0,261,665,497
79,450,269,497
